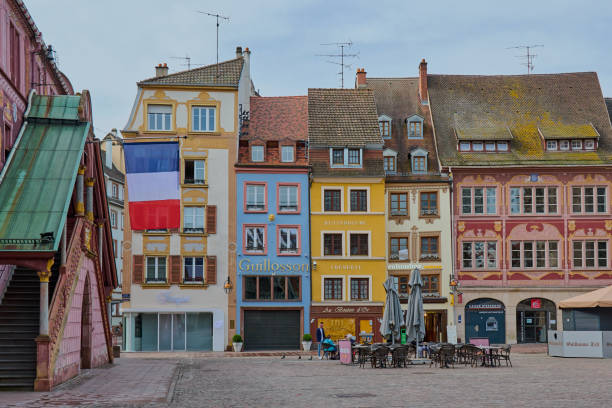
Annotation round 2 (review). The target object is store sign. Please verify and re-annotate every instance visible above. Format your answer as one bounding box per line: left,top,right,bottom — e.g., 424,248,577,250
320,306,373,314
238,258,309,273
157,293,190,305
388,263,424,271
531,298,541,309
548,330,606,358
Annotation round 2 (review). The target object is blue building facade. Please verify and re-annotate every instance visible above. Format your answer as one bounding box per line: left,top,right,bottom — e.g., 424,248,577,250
234,95,310,350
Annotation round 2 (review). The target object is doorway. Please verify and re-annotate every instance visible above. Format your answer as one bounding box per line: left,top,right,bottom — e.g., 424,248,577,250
516,298,557,343
424,310,447,342
80,275,92,369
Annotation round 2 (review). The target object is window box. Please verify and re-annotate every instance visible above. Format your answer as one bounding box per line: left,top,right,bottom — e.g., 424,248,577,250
390,193,408,217
420,192,438,217
390,236,409,261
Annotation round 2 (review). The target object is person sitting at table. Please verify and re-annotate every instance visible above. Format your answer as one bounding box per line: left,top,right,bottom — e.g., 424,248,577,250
345,334,356,345
322,336,337,359
411,340,428,358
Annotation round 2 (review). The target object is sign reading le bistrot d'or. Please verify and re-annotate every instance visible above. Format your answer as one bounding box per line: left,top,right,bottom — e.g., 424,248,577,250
311,306,383,315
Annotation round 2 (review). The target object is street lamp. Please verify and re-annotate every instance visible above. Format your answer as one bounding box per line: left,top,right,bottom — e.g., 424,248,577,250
224,276,233,294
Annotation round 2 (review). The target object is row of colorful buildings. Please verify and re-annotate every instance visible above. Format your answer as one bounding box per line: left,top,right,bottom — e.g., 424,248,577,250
118,48,612,351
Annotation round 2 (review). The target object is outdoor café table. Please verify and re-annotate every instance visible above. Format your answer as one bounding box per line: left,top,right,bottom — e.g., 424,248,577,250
478,345,501,367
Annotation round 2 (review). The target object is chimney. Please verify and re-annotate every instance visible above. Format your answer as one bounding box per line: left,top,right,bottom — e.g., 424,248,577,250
105,139,113,169
236,46,243,59
356,68,367,89
419,59,428,103
155,63,168,77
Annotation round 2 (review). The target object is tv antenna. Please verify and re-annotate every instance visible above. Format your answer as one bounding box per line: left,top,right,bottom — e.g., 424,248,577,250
197,11,229,76
169,55,192,70
507,44,543,74
316,41,359,88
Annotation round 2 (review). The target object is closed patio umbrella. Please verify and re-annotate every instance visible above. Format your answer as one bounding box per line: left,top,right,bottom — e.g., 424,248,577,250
380,277,404,344
405,269,425,353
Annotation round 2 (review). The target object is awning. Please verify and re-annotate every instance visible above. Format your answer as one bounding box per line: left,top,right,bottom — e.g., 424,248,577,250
558,285,612,309
0,93,89,252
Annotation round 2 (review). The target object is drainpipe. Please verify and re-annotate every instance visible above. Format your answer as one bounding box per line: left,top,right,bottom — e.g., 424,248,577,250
76,166,86,216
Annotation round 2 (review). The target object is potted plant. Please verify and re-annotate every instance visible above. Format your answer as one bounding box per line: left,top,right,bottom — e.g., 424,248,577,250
302,333,312,351
232,334,243,352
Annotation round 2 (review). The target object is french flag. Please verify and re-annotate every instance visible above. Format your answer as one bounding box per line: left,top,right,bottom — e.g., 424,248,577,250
124,142,180,230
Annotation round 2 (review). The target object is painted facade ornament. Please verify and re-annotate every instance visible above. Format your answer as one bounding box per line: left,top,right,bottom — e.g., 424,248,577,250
605,220,612,231
37,258,55,282
568,220,576,232
494,221,502,232
458,221,465,232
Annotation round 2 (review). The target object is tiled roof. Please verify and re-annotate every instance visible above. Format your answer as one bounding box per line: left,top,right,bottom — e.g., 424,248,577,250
310,158,384,178
100,150,125,182
242,96,307,141
538,124,599,140
366,77,441,175
139,57,244,87
455,126,513,141
605,98,612,121
428,72,612,166
308,88,383,147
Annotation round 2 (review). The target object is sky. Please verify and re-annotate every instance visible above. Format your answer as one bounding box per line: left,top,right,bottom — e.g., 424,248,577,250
26,0,612,137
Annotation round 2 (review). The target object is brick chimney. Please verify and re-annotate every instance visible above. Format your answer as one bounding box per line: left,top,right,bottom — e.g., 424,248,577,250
419,59,428,103
356,68,367,89
236,46,243,58
155,63,168,77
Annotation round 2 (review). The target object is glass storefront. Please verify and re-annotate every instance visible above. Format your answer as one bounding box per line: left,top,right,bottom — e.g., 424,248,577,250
129,312,212,351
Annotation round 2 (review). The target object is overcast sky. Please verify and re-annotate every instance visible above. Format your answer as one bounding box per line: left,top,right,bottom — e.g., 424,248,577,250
26,0,612,137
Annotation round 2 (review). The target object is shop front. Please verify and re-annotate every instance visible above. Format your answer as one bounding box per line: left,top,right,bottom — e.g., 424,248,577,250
464,298,506,344
516,298,557,343
310,305,383,343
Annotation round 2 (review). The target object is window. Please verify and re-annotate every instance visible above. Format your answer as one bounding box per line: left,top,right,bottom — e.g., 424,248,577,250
147,105,172,131
323,189,342,212
112,183,118,198
278,227,299,255
281,146,294,162
511,241,559,268
110,210,118,228
472,142,484,151
379,120,390,138
246,184,266,211
112,239,117,257
245,276,300,301
183,207,204,233
183,257,204,283
459,142,471,151
324,233,343,256
509,187,558,214
184,160,205,184
146,256,166,283
245,226,266,253
420,236,439,260
408,121,422,138
462,187,496,214
350,278,369,301
350,189,368,212
573,241,608,268
462,241,497,269
546,140,558,150
584,140,595,150
251,145,264,162
278,185,298,212
497,141,509,151
572,186,607,213
348,149,360,164
350,233,369,256
422,275,440,297
420,192,438,216
485,142,496,151
191,106,216,132
571,140,582,150
560,140,570,150
390,193,408,216
332,149,344,164
393,276,410,298
324,278,343,300
384,156,396,172
413,155,426,173
9,23,21,89
390,237,409,260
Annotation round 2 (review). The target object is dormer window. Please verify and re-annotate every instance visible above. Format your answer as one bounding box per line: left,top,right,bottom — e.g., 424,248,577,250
459,142,470,151
546,140,558,151
281,145,294,162
251,145,264,162
411,148,428,174
406,114,424,139
571,140,582,150
497,142,509,151
378,114,392,139
559,140,570,150
330,148,362,168
485,142,496,152
472,142,483,151
584,140,595,150
383,148,398,174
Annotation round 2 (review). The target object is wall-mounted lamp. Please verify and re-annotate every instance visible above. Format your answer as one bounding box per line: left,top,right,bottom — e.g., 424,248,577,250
312,261,317,270
224,276,233,294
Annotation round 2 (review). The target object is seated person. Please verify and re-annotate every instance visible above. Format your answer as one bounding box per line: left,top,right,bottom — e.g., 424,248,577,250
322,336,337,358
345,334,356,345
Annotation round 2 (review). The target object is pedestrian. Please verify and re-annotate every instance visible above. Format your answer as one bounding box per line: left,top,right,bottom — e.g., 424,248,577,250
316,322,326,359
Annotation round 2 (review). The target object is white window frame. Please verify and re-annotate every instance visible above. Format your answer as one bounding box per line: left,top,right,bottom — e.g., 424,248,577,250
511,240,560,269
278,184,299,213
329,148,362,168
509,186,559,215
147,104,172,131
571,186,607,214
191,106,216,132
245,226,266,253
584,139,595,150
459,142,471,151
472,142,484,151
461,241,498,270
497,141,509,151
281,145,294,162
183,206,205,233
146,256,166,283
559,140,570,150
546,140,558,151
571,140,582,150
184,159,206,184
461,187,497,215
572,240,608,269
278,227,299,255
246,183,266,211
183,257,204,283
110,210,117,228
251,145,264,162
485,142,496,151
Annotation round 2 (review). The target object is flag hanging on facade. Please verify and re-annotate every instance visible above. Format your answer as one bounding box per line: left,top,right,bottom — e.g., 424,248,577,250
124,142,180,230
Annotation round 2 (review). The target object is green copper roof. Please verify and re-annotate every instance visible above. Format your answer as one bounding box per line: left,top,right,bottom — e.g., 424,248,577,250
0,94,88,252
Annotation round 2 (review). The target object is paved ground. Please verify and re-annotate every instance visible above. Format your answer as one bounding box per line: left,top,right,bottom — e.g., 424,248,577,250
2,351,611,407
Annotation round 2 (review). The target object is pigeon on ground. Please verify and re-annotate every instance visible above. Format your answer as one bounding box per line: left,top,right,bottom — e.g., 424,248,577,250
281,354,285,359
298,355,301,359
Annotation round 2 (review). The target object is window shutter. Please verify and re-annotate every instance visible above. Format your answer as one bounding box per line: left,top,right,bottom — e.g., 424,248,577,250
206,255,217,284
206,205,217,234
133,255,143,284
170,256,181,284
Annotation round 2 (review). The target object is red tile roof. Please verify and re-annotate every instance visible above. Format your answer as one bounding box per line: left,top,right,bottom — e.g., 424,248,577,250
242,96,308,141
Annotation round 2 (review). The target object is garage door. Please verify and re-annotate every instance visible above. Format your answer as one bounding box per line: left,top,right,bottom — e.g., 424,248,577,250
244,310,300,350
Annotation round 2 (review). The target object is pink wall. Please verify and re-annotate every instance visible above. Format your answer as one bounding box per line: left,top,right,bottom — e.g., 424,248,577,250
53,257,109,385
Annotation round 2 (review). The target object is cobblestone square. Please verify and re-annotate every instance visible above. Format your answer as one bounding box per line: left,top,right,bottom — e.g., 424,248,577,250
2,352,611,407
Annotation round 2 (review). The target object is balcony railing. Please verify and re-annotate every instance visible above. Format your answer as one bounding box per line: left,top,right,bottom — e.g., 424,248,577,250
421,209,438,216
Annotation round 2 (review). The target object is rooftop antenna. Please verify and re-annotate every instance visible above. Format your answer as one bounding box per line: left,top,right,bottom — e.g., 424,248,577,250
169,55,191,70
196,11,229,77
507,44,543,74
316,41,359,88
